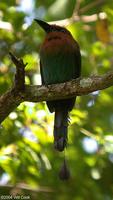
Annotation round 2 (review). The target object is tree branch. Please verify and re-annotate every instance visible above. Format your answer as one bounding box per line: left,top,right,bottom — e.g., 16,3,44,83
0,53,113,124
0,184,53,194
49,0,106,26
9,52,27,91
79,0,106,14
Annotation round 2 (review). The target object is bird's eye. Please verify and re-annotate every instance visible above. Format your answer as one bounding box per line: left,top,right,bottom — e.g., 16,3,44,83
60,29,66,33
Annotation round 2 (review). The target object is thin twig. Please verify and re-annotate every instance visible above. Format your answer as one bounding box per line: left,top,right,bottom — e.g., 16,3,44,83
0,184,53,193
79,0,106,14
72,0,82,17
9,52,27,91
49,0,106,26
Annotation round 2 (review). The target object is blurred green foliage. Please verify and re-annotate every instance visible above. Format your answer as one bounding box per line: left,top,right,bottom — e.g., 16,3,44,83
0,0,113,199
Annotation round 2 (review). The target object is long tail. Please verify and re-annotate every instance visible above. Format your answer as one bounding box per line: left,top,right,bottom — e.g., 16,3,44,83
54,110,69,152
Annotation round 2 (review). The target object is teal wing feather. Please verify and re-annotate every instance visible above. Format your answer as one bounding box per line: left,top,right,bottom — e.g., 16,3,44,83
40,52,80,84
74,45,81,78
40,61,44,85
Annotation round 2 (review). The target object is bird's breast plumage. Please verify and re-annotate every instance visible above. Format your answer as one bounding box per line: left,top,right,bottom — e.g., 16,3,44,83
41,32,77,55
40,31,81,84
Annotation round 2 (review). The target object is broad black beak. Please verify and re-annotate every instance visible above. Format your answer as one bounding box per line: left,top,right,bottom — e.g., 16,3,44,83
34,19,51,33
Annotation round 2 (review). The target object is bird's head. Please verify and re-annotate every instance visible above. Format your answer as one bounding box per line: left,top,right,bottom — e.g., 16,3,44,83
34,19,70,35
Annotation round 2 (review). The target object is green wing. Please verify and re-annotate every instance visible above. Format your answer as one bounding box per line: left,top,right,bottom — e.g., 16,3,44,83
40,61,45,85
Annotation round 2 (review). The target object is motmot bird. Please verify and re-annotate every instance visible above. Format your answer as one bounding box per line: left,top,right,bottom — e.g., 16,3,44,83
35,19,81,152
